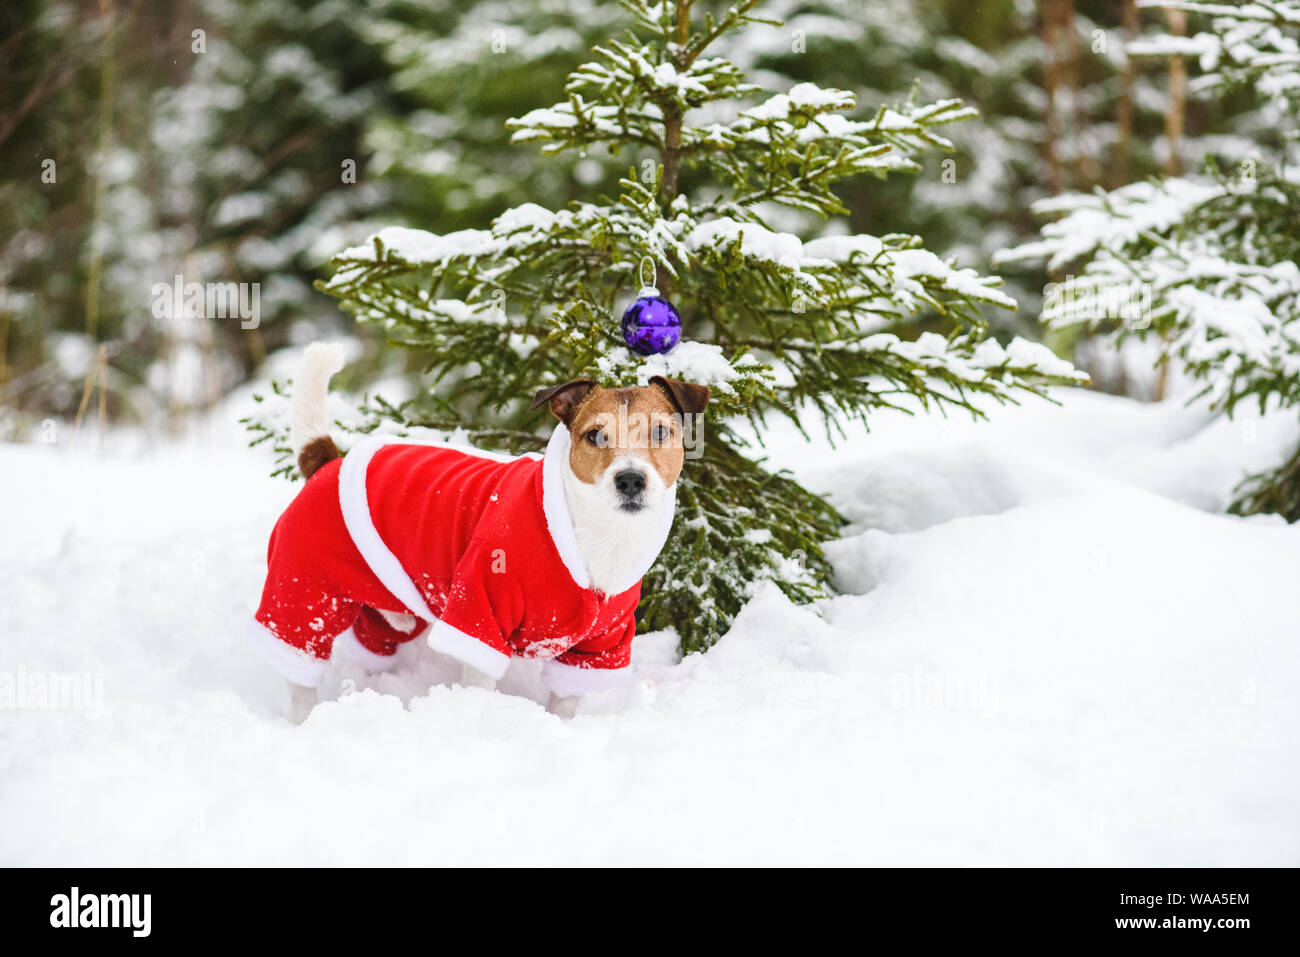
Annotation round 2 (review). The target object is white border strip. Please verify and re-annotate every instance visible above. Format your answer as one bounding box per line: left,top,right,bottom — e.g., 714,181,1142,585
427,620,511,679
338,431,563,617
540,424,591,589
541,659,634,696
246,618,328,687
334,626,400,672
338,436,437,621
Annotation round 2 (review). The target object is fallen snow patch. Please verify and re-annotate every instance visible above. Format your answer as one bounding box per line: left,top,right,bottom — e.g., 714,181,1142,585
1,388,1297,864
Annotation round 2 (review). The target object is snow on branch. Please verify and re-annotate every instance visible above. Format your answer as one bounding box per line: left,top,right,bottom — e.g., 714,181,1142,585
996,178,1223,272
1129,0,1300,118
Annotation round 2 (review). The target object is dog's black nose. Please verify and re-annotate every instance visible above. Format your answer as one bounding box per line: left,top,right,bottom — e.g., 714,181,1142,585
615,469,647,497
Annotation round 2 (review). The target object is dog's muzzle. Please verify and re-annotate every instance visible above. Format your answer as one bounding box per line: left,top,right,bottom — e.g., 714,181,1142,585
614,468,647,511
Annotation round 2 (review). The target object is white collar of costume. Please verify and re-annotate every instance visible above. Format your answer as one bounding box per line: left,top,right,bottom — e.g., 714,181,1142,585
337,425,674,618
540,424,592,589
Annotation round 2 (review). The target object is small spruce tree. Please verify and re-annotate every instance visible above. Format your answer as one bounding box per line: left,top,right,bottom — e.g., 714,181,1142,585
999,0,1300,521
253,0,1081,652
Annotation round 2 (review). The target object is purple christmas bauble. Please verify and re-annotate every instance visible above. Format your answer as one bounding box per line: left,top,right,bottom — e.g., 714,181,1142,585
621,295,681,356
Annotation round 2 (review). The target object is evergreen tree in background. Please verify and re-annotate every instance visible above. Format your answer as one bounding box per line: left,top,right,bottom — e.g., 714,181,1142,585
1000,0,1300,521
350,0,1189,351
0,0,1238,439
0,0,390,433
359,0,1160,324
361,0,632,234
266,0,1082,652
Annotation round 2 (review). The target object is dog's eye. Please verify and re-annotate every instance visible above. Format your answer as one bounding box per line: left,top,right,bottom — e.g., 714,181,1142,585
652,424,671,443
584,429,605,447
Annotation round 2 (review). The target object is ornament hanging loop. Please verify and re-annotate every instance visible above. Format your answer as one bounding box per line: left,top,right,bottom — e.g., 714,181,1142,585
637,256,660,298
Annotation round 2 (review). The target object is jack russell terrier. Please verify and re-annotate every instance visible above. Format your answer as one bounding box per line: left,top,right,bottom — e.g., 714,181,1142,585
248,343,709,722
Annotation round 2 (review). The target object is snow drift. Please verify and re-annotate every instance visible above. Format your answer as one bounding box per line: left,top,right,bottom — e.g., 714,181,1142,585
1,388,1297,865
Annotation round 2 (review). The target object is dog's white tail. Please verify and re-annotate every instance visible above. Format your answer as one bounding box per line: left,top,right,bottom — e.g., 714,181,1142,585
290,342,345,478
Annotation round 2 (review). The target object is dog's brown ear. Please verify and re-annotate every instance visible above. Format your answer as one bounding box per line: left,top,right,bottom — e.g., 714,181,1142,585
650,376,710,416
530,378,596,425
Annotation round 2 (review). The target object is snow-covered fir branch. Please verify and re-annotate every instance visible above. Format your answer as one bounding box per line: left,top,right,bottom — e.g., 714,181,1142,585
1007,1,1300,519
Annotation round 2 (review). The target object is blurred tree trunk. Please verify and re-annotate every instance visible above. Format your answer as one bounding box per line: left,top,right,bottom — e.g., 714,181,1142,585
1111,0,1140,188
1155,6,1188,401
1060,0,1098,186
0,312,10,396
1041,0,1065,194
1163,7,1188,177
82,0,116,344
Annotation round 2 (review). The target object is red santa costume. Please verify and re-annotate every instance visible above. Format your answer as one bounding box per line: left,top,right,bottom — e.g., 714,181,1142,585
247,424,673,695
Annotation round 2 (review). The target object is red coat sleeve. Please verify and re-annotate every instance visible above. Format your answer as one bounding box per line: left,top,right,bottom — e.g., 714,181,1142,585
427,542,521,680
553,616,636,671
541,592,639,696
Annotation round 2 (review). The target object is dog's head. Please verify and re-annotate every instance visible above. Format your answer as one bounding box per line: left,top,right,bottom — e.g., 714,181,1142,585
531,377,710,515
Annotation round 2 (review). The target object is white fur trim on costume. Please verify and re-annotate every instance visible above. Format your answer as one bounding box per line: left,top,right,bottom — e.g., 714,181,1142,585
541,659,634,696
541,424,592,589
337,433,549,621
338,436,437,622
290,342,346,459
427,620,511,680
335,426,604,680
341,427,588,600
246,618,328,688
333,626,400,672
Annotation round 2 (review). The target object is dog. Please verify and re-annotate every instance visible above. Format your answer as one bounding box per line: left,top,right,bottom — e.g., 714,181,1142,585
248,343,709,722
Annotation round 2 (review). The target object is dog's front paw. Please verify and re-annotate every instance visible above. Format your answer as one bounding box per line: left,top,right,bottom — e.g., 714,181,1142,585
546,693,580,719
287,682,318,724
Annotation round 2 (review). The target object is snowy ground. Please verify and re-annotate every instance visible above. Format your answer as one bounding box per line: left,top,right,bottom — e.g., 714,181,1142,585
2,386,1298,865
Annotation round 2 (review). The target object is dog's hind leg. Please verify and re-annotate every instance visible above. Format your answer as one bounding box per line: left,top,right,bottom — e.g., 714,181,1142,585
546,693,580,719
459,662,497,692
287,681,318,724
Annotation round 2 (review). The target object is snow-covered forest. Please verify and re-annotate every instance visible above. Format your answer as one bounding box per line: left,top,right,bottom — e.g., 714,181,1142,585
2,0,1298,867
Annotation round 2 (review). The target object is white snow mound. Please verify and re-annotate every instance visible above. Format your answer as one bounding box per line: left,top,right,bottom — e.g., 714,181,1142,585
1,388,1298,865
